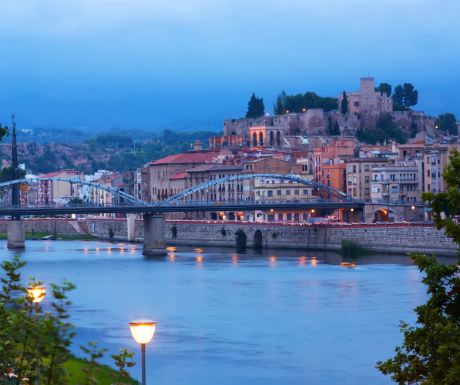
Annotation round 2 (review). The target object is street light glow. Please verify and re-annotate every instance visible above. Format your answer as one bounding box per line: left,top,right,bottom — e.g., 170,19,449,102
130,320,156,345
27,287,46,303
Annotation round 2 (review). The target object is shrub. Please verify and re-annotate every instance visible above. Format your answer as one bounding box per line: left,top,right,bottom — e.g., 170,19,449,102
339,239,359,257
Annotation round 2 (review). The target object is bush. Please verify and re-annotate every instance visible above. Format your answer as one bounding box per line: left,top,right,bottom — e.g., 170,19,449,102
339,239,359,257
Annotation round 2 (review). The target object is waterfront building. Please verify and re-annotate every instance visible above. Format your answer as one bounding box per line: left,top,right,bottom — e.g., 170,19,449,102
38,169,82,204
345,158,390,200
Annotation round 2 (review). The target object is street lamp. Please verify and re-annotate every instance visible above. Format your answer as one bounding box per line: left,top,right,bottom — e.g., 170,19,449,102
28,286,46,385
28,286,46,303
130,320,156,385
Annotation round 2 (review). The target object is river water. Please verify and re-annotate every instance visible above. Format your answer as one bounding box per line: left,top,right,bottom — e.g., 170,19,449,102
2,239,453,385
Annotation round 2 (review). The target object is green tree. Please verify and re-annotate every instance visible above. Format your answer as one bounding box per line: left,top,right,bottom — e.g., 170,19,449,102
0,166,26,183
0,123,9,142
376,82,392,97
403,83,418,107
392,85,404,107
436,113,458,136
273,91,287,115
392,83,418,109
356,113,406,144
377,148,460,384
340,91,348,115
246,93,265,119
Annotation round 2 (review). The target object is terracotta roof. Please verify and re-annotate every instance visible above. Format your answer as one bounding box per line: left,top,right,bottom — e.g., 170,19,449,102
170,172,188,180
186,164,217,173
39,171,63,178
151,152,216,165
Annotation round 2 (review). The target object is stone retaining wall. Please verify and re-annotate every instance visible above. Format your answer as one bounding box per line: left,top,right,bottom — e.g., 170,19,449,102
84,219,458,256
0,219,80,235
0,218,455,256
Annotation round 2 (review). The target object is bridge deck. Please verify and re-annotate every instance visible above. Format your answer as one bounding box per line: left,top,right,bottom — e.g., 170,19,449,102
0,200,364,216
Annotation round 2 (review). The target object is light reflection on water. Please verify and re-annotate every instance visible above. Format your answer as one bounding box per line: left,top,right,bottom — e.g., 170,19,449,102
1,240,455,385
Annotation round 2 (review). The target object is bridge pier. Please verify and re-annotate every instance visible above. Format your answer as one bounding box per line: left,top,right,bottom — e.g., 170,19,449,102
127,214,136,241
143,213,167,256
7,219,25,249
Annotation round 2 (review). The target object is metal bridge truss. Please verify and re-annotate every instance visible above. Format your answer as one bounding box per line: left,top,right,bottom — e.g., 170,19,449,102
0,177,148,206
162,173,357,205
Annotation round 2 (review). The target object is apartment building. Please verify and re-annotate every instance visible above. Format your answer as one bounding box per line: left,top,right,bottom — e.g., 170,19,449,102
345,158,389,200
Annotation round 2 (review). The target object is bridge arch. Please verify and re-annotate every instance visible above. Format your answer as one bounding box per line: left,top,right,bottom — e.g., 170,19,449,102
161,173,357,205
0,178,148,206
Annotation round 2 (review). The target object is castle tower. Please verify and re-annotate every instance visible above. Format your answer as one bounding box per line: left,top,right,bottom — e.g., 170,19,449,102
360,77,375,93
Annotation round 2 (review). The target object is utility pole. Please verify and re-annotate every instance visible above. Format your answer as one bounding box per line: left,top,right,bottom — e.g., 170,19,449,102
11,114,20,217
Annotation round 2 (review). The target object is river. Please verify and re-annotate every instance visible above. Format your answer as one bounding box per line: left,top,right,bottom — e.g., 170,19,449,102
2,239,453,385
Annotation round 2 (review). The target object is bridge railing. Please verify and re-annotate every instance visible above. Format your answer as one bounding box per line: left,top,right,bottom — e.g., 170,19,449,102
160,198,363,207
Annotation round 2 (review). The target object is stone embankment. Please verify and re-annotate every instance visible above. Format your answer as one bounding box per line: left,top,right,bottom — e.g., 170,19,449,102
0,218,457,256
85,218,458,256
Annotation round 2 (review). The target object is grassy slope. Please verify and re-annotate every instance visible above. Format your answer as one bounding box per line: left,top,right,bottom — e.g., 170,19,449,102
0,232,97,240
65,356,141,385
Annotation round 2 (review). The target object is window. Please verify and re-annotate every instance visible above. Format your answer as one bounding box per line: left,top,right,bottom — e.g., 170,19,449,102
268,214,275,222
287,213,292,221
365,176,370,183
294,213,300,222
286,190,291,196
303,189,308,195
347,165,352,173
277,190,282,196
353,176,357,184
294,189,299,195
354,101,359,107
392,186,398,193
427,170,430,177
364,165,369,171
267,190,273,197
278,213,283,221
390,174,396,181
365,188,370,194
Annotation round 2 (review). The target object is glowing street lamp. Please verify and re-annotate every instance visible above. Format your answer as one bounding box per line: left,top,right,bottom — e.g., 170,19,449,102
130,320,156,385
28,286,46,303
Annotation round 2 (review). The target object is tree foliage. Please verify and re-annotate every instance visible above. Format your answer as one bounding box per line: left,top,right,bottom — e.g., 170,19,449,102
376,82,392,97
0,166,26,183
436,113,458,136
377,149,460,384
340,91,348,115
356,113,406,144
0,256,138,384
392,83,418,109
246,93,265,119
273,91,337,115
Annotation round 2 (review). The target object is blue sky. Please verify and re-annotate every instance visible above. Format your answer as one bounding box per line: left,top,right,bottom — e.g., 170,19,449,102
0,0,459,132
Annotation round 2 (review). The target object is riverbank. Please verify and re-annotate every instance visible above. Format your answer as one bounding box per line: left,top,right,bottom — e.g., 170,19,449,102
0,218,456,256
87,218,458,256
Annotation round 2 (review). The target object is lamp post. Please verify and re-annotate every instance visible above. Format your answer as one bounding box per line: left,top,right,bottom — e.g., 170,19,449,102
130,320,156,385
411,205,416,222
28,286,46,385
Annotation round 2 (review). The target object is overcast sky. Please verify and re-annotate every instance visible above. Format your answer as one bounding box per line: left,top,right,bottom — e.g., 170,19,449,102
0,0,459,132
